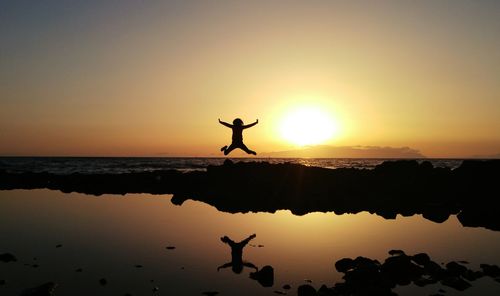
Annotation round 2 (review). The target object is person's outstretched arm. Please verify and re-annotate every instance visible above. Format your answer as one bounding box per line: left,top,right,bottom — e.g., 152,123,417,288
243,119,258,129
240,233,256,246
221,236,236,247
219,119,232,128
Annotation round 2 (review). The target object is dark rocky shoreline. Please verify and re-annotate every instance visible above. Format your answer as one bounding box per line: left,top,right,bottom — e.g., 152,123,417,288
1,159,499,230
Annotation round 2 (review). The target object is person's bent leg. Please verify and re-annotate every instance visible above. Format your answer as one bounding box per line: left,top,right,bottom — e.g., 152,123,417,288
224,144,237,155
240,143,257,155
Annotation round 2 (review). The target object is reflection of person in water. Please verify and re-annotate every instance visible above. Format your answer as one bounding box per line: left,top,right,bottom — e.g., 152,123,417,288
217,234,258,274
219,118,258,155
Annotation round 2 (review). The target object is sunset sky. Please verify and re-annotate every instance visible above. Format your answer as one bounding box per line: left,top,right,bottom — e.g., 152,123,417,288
1,0,499,157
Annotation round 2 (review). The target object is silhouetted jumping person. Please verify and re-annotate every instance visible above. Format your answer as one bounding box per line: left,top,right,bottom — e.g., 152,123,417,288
219,118,258,155
217,234,258,274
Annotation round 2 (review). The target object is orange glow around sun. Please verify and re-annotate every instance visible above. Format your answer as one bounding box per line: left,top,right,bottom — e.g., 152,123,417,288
279,106,340,146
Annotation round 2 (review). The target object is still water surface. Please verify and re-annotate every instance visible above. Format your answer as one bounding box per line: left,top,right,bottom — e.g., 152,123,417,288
1,189,500,295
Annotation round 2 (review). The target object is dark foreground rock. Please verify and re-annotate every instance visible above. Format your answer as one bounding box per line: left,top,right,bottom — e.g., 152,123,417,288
250,265,274,287
1,160,499,230
303,251,500,296
0,253,17,263
20,282,57,296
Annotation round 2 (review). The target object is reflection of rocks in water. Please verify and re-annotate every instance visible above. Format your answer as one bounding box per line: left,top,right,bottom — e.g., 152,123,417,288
20,282,57,296
481,263,500,277
306,250,500,296
297,284,317,296
250,265,274,287
0,253,17,262
3,160,500,230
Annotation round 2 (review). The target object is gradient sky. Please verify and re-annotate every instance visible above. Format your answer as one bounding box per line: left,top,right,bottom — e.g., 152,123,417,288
1,0,499,157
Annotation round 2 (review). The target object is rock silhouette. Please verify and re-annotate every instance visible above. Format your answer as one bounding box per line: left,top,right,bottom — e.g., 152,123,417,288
250,265,274,287
1,160,499,230
0,253,17,263
20,282,57,296
306,250,500,296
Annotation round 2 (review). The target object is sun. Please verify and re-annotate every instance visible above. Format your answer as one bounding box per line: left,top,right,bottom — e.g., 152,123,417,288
279,106,338,146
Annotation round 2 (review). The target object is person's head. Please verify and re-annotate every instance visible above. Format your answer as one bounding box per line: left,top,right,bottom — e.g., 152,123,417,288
232,263,244,274
233,118,243,126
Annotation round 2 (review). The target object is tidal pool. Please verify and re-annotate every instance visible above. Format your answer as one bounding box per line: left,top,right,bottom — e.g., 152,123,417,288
1,189,500,295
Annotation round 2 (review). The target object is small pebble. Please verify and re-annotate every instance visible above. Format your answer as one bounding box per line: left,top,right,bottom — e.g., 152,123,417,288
134,265,143,268
0,279,6,285
99,278,107,286
274,291,286,295
166,246,176,250
152,286,159,292
202,292,219,296
55,244,62,248
32,264,39,268
304,279,313,283
0,253,17,262
75,268,83,272
283,284,291,290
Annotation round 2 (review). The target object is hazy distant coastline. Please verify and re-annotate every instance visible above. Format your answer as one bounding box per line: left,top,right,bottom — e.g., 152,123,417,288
261,145,425,158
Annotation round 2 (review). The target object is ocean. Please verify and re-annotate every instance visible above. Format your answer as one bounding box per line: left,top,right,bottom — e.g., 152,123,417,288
0,157,464,175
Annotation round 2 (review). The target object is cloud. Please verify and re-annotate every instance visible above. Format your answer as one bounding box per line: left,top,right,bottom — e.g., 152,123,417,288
262,145,425,158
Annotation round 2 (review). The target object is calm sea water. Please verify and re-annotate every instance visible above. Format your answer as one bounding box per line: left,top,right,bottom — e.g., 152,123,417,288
0,157,464,174
1,190,500,296
2,157,498,295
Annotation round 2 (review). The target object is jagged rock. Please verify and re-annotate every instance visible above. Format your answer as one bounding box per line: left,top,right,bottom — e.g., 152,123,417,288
381,254,423,286
335,258,355,272
480,264,500,277
0,253,17,262
2,160,500,230
441,276,471,291
388,250,406,256
297,284,316,296
411,253,431,266
250,265,274,287
317,284,336,296
20,282,57,296
445,262,468,277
